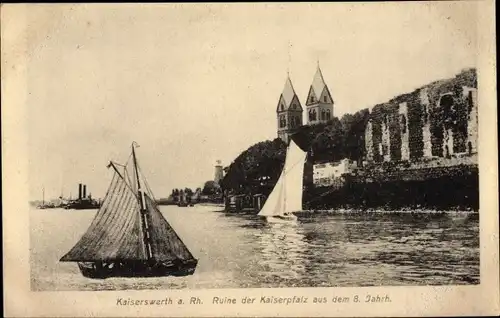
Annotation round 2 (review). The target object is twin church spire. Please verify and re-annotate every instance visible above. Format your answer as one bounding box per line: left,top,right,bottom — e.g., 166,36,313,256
306,64,334,106
276,64,334,143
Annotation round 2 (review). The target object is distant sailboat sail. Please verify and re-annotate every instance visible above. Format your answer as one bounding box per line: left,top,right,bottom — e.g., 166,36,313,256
60,143,197,278
258,139,307,218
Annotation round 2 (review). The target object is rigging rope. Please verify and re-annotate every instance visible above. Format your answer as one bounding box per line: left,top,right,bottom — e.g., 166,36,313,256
123,167,134,194
137,163,158,202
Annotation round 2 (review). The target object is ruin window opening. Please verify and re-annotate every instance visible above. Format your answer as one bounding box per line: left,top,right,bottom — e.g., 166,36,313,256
468,91,474,114
400,114,407,134
439,94,455,121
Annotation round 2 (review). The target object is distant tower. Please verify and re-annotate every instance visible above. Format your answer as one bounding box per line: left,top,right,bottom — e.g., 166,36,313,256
276,74,303,143
306,63,334,125
214,160,223,184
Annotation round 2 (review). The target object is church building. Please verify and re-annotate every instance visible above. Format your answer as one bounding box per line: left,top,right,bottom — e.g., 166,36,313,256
276,64,335,143
276,75,303,144
305,64,334,125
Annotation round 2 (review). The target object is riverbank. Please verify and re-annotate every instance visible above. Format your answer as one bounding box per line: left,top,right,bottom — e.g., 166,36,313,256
294,209,478,217
196,202,224,208
225,207,478,218
303,164,478,212
156,200,224,207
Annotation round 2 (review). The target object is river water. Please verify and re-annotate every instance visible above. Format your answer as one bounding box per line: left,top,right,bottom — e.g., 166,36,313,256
30,205,479,291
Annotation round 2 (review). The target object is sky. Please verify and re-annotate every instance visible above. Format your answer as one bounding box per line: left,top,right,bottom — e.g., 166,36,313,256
26,2,478,201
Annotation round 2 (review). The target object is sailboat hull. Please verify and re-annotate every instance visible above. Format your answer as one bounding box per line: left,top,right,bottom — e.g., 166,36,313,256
264,214,298,222
77,260,198,279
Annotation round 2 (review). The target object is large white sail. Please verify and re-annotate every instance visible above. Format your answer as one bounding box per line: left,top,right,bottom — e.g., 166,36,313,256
258,169,286,216
258,140,307,216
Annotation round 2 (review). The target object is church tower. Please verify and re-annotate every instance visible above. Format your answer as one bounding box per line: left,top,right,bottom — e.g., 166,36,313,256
277,75,303,144
306,64,334,125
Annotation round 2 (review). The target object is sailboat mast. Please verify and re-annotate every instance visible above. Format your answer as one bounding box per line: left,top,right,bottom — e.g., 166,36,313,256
132,145,143,200
132,143,153,261
42,187,45,205
283,142,289,213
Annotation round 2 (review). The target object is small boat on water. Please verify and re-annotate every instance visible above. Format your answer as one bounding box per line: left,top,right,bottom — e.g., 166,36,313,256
37,187,56,209
60,142,198,279
63,183,100,210
64,197,100,210
257,139,308,222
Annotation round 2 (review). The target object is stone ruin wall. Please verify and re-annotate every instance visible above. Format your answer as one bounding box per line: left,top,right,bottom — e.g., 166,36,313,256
364,68,477,164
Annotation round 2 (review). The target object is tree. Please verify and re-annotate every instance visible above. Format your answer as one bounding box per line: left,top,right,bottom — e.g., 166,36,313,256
171,188,179,202
220,138,287,195
202,180,220,195
342,108,370,162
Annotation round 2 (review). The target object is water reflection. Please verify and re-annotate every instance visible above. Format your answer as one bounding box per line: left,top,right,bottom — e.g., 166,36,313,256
255,219,308,287
31,207,479,291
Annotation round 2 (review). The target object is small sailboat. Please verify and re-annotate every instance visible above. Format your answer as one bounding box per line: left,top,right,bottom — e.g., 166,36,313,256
37,187,55,209
37,187,47,209
60,143,198,279
257,139,308,221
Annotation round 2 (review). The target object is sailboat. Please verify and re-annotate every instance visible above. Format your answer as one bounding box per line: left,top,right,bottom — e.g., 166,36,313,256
37,187,47,209
37,187,55,209
60,143,198,279
257,139,308,221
